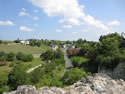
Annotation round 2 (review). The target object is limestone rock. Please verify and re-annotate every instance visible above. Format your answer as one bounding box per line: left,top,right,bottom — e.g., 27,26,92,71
3,73,125,94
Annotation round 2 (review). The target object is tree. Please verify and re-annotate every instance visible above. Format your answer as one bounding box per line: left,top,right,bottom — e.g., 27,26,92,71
63,68,86,85
96,33,125,69
14,38,20,43
31,68,45,84
54,49,64,59
0,73,9,93
16,52,25,61
41,50,54,60
7,52,15,61
0,52,7,61
71,56,88,68
24,54,33,62
0,40,2,44
8,64,31,90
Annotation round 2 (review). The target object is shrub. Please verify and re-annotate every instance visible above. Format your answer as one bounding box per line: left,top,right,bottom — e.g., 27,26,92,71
16,52,25,61
8,64,31,90
71,56,88,68
24,54,33,62
63,68,87,85
0,52,7,61
7,52,15,61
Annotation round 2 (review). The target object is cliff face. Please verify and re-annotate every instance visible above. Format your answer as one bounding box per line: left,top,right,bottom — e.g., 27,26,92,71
3,73,125,94
98,62,125,80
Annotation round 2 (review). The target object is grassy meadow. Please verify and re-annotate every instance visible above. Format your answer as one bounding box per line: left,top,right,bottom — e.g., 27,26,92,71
0,44,51,54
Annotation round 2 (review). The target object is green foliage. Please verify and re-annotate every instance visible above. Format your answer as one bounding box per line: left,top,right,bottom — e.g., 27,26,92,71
31,68,45,84
14,39,20,43
41,49,64,61
7,52,15,61
0,40,2,44
0,52,7,61
24,54,33,62
71,56,88,68
8,64,31,90
16,52,33,62
0,75,9,93
53,48,64,59
16,52,25,61
63,68,86,85
41,50,54,61
96,33,125,69
0,75,8,88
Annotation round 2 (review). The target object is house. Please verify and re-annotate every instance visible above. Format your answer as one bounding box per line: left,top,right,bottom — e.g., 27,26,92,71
63,44,75,49
20,40,30,45
51,44,58,51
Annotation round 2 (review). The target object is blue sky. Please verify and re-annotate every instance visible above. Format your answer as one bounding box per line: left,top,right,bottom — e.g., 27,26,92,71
0,0,125,41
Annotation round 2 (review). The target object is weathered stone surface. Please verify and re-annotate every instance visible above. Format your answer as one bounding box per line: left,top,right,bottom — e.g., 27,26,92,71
98,62,125,80
3,73,125,94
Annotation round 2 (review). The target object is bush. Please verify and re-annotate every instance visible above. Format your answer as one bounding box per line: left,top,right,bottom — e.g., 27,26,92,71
0,52,7,61
0,61,8,66
24,54,33,62
0,75,9,93
71,56,88,68
8,64,31,90
7,52,15,61
41,50,54,60
31,68,45,84
63,68,87,85
16,52,25,61
0,40,2,44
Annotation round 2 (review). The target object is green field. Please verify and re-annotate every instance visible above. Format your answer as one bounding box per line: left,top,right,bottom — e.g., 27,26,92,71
0,58,42,76
0,44,50,54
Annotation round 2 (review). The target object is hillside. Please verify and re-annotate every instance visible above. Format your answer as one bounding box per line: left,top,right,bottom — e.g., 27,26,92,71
3,73,125,94
0,44,50,54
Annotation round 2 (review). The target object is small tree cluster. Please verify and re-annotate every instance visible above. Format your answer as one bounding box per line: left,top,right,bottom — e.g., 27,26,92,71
16,52,33,62
41,49,64,61
0,51,33,63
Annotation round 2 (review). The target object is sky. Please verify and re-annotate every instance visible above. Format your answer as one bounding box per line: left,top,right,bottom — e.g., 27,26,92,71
0,0,125,41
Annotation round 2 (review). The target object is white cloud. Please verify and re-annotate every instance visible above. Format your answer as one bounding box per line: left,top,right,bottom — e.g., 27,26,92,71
107,20,120,26
30,0,84,18
56,29,62,33
33,16,39,20
63,25,72,28
20,26,34,32
30,0,117,32
59,19,65,23
19,12,30,17
0,20,15,26
83,15,108,30
66,18,80,25
33,10,38,13
22,8,26,11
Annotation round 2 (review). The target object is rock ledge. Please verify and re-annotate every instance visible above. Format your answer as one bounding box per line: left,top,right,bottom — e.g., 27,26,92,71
3,73,125,94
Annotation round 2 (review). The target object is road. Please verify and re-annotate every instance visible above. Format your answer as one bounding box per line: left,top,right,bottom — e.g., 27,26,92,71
27,64,42,73
63,48,73,69
61,48,73,76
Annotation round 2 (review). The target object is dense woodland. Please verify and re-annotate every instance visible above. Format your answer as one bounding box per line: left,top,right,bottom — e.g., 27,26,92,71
0,32,125,93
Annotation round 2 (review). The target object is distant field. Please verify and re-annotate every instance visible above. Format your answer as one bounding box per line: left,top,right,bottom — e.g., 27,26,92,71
0,44,51,54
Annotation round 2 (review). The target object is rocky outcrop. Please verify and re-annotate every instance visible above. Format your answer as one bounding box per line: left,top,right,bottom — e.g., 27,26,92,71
3,73,125,94
98,62,125,80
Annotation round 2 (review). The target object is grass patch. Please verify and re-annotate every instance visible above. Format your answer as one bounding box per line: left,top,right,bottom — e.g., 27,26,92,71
0,58,42,77
0,44,50,54
22,58,42,70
